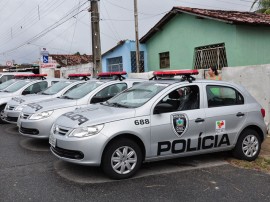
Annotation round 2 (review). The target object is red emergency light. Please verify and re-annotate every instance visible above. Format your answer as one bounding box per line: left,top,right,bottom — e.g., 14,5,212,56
14,74,33,77
97,71,127,77
29,74,48,77
153,70,199,77
68,73,91,77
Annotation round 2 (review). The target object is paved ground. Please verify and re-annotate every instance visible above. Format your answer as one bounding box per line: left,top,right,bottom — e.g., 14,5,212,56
1,124,270,202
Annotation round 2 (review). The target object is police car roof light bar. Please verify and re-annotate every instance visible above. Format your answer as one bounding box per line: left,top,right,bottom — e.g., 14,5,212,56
28,74,47,80
151,70,199,83
97,71,127,81
68,73,91,81
14,74,47,80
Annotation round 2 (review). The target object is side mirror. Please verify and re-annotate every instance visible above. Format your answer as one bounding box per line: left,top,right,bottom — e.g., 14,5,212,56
154,103,174,114
22,90,30,95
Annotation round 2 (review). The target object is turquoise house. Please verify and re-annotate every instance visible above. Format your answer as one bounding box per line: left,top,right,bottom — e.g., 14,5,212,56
140,7,270,71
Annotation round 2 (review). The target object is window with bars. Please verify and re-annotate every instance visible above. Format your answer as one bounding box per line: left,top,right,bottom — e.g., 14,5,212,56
194,43,228,70
131,51,145,73
159,52,170,69
107,57,123,72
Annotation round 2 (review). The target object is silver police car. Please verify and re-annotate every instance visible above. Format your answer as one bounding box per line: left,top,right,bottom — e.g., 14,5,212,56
49,70,267,179
0,74,63,123
2,75,88,124
18,72,144,139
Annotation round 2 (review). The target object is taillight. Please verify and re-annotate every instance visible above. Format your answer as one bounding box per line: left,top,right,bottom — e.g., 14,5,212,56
261,108,265,118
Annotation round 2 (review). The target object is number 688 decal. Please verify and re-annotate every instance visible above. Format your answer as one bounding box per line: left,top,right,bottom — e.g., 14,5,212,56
134,119,150,125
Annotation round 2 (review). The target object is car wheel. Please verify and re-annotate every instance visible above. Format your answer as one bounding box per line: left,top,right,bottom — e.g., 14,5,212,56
232,129,261,161
102,138,142,179
0,105,7,124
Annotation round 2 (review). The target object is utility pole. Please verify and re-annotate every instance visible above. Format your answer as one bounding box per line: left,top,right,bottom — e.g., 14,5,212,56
134,0,140,73
89,0,102,76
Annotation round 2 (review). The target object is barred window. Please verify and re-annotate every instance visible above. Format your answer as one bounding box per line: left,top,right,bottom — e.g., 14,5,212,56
194,43,228,70
107,57,123,72
159,52,170,69
131,51,145,73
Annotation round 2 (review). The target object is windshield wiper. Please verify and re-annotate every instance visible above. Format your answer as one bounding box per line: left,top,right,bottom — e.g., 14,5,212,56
108,102,129,108
60,95,74,99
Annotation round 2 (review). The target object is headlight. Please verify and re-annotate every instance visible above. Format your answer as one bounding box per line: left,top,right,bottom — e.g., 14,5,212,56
15,105,26,111
29,110,54,120
68,124,104,138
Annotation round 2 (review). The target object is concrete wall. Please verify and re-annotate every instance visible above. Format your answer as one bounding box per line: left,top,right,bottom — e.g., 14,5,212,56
60,63,93,78
222,65,270,129
40,63,93,78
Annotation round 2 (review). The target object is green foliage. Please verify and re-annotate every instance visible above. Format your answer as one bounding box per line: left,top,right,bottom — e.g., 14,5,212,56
252,0,270,14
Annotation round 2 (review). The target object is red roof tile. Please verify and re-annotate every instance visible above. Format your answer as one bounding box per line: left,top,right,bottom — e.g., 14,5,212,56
50,54,92,67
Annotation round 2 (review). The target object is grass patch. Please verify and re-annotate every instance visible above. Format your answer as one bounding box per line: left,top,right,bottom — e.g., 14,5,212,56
227,157,270,174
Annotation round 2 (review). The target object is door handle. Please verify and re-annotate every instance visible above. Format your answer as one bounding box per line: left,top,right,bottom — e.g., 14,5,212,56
195,118,205,123
236,112,245,117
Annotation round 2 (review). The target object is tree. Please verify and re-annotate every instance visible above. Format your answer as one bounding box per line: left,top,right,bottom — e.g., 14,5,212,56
251,0,270,14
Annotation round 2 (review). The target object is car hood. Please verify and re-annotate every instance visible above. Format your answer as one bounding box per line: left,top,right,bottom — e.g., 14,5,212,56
0,92,14,98
8,95,54,106
22,98,77,113
55,104,136,127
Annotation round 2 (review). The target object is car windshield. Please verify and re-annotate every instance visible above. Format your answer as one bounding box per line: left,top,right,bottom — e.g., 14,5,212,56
41,81,73,95
104,82,168,108
3,80,31,93
60,81,104,99
0,79,17,90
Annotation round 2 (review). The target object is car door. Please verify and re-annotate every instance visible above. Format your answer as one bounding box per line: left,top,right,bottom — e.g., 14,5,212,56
150,84,206,158
203,84,247,149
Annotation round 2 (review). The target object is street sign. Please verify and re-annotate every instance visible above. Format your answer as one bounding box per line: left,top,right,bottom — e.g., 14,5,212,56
40,63,57,68
43,55,49,63
6,61,13,67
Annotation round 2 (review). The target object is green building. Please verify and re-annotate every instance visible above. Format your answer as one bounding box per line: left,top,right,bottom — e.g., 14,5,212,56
140,7,270,71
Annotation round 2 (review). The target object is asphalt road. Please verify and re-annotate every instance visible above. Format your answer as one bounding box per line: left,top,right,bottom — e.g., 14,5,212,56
1,124,270,202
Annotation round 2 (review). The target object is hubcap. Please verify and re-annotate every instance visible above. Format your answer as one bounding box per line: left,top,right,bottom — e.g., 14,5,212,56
111,146,137,175
242,135,259,158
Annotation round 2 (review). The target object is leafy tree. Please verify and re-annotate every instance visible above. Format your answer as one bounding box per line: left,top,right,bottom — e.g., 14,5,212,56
251,0,270,14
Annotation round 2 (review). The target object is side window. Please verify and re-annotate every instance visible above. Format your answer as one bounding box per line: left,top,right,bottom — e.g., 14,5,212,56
206,85,244,108
63,83,83,94
22,82,48,95
90,83,127,104
154,85,200,114
39,81,48,91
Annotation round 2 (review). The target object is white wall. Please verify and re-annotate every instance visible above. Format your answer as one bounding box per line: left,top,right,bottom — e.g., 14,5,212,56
40,63,93,78
222,65,270,130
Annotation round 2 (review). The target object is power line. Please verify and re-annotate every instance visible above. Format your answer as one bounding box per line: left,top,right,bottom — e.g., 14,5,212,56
101,0,121,41
0,2,89,55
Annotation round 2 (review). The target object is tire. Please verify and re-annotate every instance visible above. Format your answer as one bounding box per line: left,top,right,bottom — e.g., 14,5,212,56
232,129,261,161
102,138,142,180
0,105,7,124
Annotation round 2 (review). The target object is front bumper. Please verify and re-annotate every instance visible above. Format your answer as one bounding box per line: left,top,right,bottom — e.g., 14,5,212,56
18,115,56,139
50,131,108,166
2,110,21,124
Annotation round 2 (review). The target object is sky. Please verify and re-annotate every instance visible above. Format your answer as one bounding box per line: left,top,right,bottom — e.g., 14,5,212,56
0,0,257,65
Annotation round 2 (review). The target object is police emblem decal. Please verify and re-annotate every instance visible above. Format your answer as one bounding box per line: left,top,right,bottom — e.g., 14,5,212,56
171,114,188,137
